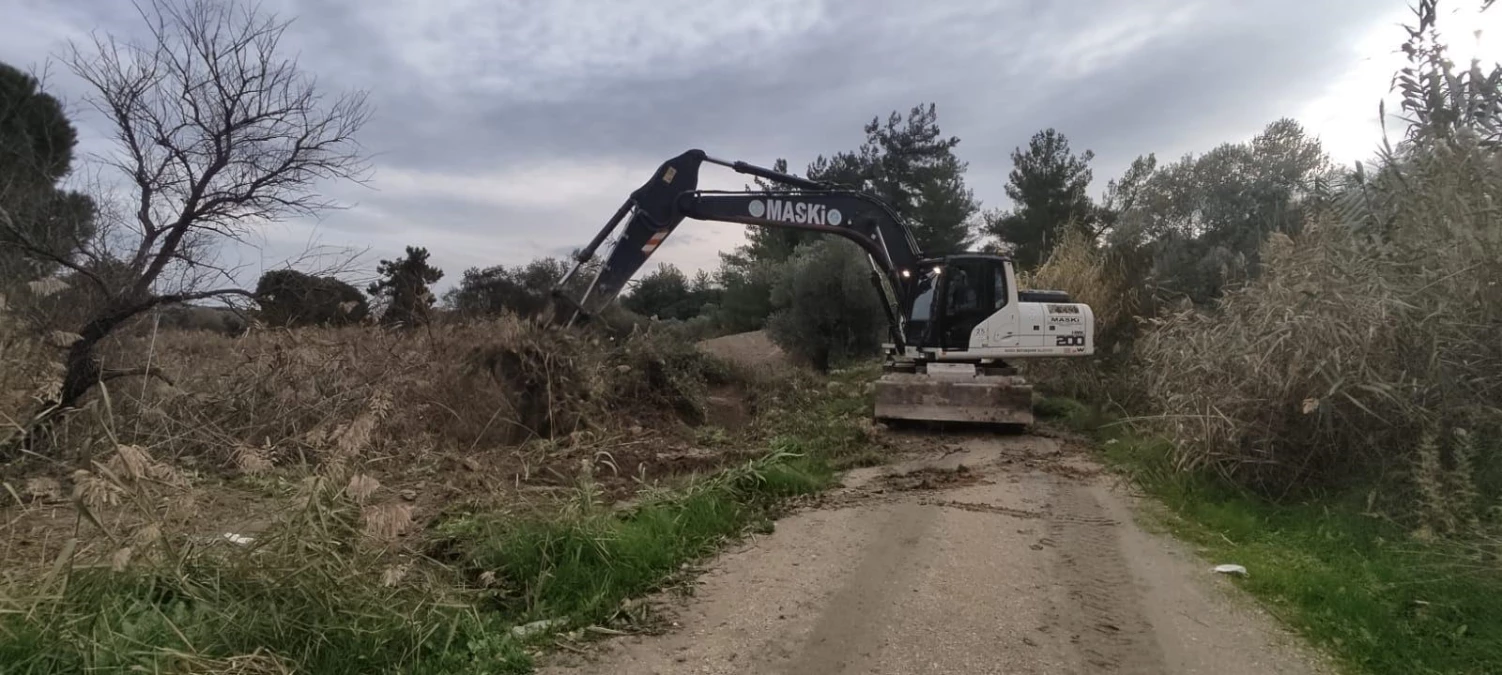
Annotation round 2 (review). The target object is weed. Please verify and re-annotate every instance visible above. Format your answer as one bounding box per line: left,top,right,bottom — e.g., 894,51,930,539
433,450,833,630
1034,395,1094,426
0,560,531,675
694,425,732,448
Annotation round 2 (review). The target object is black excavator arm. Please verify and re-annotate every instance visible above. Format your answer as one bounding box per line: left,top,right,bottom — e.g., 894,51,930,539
553,149,927,349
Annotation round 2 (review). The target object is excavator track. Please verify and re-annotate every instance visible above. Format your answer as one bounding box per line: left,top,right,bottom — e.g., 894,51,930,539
873,362,1034,426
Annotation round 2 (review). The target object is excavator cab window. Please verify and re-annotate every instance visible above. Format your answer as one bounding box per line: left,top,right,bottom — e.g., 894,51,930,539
938,256,1003,350
904,270,940,347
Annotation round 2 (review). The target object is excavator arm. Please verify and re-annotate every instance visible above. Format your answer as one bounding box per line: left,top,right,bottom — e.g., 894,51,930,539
553,149,926,349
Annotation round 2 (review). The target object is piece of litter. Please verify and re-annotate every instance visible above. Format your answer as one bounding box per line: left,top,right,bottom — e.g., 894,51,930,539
511,618,564,639
1213,564,1248,576
222,532,254,545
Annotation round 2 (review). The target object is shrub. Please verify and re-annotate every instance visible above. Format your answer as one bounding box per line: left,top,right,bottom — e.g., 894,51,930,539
255,269,370,328
156,303,249,336
1134,133,1502,528
445,257,571,321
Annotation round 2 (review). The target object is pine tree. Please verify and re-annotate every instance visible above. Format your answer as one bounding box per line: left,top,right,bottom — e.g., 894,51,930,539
367,245,443,327
744,105,981,257
985,128,1098,269
711,103,981,330
854,103,980,254
0,61,97,284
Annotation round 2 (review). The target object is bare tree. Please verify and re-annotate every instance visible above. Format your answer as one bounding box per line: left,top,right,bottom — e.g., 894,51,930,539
7,0,371,435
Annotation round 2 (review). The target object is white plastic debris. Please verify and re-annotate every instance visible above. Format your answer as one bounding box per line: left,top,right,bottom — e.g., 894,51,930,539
1213,564,1248,576
510,618,565,639
222,532,254,545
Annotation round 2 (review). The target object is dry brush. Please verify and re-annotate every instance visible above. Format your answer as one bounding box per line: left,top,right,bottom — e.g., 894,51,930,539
1133,135,1502,530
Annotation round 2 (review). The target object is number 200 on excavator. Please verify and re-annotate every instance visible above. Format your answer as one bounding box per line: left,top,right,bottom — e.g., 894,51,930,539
550,149,1096,427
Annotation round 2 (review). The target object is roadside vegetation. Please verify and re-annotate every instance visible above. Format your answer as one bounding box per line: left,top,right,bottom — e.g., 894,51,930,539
0,303,876,672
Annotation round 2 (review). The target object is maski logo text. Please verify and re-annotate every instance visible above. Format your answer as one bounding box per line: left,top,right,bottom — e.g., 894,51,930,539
749,199,843,226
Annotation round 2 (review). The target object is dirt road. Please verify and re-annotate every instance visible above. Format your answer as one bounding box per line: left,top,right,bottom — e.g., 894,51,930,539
539,432,1330,675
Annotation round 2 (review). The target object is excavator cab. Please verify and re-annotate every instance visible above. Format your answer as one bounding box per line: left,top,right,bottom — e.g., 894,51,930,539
901,255,1012,352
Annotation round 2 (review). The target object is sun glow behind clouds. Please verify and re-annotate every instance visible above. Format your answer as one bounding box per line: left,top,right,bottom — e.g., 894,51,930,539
1300,3,1502,165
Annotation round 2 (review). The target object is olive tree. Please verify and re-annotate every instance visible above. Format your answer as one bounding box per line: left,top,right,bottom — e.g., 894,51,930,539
765,238,888,371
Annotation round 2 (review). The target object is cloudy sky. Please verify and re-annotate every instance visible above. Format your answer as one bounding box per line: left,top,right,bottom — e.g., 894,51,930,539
2,0,1499,293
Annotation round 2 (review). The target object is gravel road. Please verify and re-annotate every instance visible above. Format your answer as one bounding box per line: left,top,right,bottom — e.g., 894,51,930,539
539,432,1331,675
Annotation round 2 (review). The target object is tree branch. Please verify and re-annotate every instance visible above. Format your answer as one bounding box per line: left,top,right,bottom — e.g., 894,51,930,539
100,365,176,387
154,286,257,307
0,226,110,293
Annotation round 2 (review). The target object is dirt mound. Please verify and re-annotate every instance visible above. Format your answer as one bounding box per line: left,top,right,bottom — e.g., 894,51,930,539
696,330,791,371
881,464,986,492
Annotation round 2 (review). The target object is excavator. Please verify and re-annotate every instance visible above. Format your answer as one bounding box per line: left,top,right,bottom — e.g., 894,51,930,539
550,149,1095,426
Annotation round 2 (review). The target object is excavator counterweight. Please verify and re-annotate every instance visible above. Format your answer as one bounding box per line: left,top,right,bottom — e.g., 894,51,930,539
552,150,1096,428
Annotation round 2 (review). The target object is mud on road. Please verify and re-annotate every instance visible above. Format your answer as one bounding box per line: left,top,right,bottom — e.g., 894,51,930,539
538,431,1331,675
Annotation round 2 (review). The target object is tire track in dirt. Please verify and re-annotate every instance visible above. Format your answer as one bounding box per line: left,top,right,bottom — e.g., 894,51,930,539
1044,475,1169,673
779,501,942,675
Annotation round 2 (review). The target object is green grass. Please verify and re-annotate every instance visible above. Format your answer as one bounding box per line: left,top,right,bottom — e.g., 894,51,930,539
0,547,531,674
762,361,885,469
438,451,833,629
0,449,840,675
1041,397,1502,675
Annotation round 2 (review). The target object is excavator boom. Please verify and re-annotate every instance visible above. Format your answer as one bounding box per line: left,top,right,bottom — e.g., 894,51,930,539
554,149,920,349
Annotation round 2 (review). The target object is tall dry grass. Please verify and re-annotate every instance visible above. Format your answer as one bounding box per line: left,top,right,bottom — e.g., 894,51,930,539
24,314,737,473
0,283,72,439
1,410,532,673
1015,228,1141,402
1134,135,1502,525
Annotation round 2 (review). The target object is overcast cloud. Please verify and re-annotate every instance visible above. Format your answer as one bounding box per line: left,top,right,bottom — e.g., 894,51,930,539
2,0,1498,292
